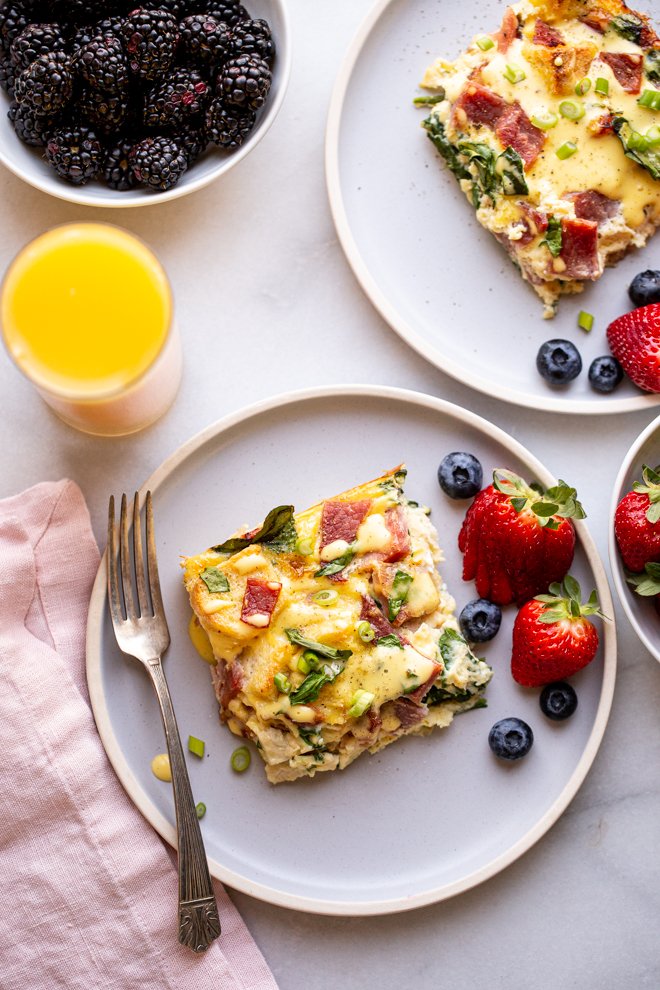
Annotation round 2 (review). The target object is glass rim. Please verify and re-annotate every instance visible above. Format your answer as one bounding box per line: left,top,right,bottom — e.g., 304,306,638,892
0,221,174,403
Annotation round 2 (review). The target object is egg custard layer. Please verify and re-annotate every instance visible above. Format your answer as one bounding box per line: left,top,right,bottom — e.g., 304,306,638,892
183,468,492,783
420,0,660,316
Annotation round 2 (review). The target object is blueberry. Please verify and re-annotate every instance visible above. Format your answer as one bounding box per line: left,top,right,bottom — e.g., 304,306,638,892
536,339,582,385
629,270,660,308
459,598,502,642
488,717,533,761
588,355,624,394
437,451,483,499
539,682,578,721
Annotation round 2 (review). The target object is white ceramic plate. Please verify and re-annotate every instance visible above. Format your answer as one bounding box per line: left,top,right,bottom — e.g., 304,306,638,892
0,0,290,207
609,413,660,663
325,0,660,415
86,386,616,915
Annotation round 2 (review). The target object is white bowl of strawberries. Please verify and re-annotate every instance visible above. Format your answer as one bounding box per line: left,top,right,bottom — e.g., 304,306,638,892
610,414,660,664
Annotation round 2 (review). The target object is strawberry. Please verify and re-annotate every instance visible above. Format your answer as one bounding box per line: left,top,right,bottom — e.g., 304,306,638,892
511,577,602,687
458,469,585,607
606,303,660,392
614,465,660,572
626,561,660,617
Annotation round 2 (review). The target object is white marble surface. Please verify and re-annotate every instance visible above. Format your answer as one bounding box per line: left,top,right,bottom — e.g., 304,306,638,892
1,2,659,987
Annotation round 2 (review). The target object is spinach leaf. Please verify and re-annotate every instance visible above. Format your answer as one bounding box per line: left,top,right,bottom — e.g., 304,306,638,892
376,633,404,649
200,567,230,593
541,216,563,257
438,627,468,671
298,726,327,760
387,570,413,621
613,116,660,180
610,13,644,44
645,50,660,83
456,140,499,205
496,146,529,196
422,116,471,181
289,660,345,705
285,628,353,662
314,544,356,577
212,505,297,554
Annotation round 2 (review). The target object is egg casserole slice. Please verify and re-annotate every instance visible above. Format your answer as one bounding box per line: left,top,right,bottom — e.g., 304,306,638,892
183,468,492,783
419,0,660,317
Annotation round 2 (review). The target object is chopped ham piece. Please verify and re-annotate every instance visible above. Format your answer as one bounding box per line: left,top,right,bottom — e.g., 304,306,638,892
600,53,643,94
213,660,245,711
360,595,401,642
532,19,564,46
383,506,411,563
494,6,519,52
520,201,549,235
394,697,429,729
495,103,546,167
565,190,620,225
320,499,371,549
559,218,601,280
407,667,443,706
454,83,507,128
240,578,281,627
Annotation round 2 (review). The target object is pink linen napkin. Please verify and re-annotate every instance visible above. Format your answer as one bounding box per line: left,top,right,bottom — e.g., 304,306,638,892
0,480,279,990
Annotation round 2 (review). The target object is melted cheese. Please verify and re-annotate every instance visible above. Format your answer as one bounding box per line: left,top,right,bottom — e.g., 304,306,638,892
320,538,350,562
355,512,392,553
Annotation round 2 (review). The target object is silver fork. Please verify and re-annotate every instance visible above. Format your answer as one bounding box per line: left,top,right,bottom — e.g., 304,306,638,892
107,491,220,953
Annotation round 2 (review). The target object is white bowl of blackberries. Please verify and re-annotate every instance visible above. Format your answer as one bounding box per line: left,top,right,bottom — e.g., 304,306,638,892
0,0,290,205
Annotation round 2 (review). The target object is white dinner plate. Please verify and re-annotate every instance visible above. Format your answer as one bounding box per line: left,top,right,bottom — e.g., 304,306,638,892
609,413,660,663
86,386,616,915
325,0,660,415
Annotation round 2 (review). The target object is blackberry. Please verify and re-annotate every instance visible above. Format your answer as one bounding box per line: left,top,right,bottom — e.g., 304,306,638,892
75,35,129,93
71,23,95,52
178,14,230,67
102,136,137,190
205,97,254,148
0,49,16,94
63,0,107,24
8,99,55,144
95,16,127,40
15,51,73,116
205,2,248,29
129,134,187,190
155,0,196,17
231,18,274,61
121,9,179,81
10,23,67,69
0,2,31,52
216,53,270,110
144,67,209,128
79,85,129,133
45,125,102,184
176,121,207,165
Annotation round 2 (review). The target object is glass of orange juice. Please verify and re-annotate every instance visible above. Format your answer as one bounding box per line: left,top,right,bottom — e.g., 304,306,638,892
1,223,182,437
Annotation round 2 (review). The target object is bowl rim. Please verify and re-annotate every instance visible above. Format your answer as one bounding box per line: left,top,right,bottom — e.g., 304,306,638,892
608,412,660,664
0,0,292,208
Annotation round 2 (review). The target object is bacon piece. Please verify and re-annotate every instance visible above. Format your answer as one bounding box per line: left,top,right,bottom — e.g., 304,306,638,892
240,578,281,627
532,19,564,46
520,201,549,235
588,112,615,137
320,499,371,549
600,53,643,94
360,595,400,642
565,190,620,225
494,6,518,52
383,506,410,563
454,83,507,128
212,660,245,712
559,218,600,281
495,103,546,167
407,667,442,705
394,697,429,729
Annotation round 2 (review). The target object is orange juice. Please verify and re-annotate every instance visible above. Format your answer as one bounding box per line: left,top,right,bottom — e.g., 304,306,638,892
1,223,182,436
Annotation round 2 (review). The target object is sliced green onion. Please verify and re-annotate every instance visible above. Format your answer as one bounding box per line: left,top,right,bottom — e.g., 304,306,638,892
556,141,578,160
230,746,251,773
297,655,311,674
348,689,375,718
578,310,594,332
274,672,291,694
639,89,660,111
302,650,319,667
531,110,558,130
413,92,445,106
503,64,526,84
575,77,591,96
357,621,375,643
188,735,205,758
295,538,314,556
559,100,585,121
646,125,660,146
195,802,206,819
476,35,495,51
313,589,339,607
627,130,649,152
594,77,609,96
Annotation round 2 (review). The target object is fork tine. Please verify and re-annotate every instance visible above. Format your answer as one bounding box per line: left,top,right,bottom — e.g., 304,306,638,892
132,492,150,617
107,496,124,626
119,493,137,621
145,491,165,617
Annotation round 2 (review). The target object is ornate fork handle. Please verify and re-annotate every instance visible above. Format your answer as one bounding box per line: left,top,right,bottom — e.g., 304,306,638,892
147,658,221,953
